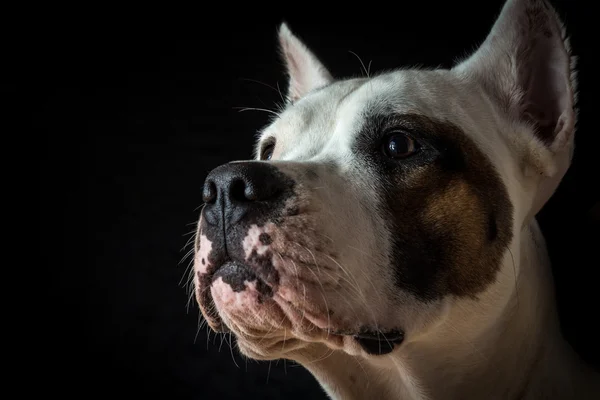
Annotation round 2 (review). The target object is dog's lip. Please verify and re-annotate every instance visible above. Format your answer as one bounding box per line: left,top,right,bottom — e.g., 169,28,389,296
211,260,274,297
328,328,403,338
212,260,257,281
205,261,405,354
327,328,405,355
210,259,266,284
201,259,273,333
353,330,404,341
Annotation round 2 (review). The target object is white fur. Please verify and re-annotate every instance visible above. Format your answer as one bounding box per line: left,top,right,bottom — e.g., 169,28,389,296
196,0,599,398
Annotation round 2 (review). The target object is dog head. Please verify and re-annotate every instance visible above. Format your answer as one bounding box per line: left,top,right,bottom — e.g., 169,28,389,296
194,0,576,361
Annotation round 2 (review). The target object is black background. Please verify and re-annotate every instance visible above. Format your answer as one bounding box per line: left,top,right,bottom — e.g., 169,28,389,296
39,1,598,398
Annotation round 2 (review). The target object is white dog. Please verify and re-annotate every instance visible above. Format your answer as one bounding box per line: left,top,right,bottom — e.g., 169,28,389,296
193,0,600,398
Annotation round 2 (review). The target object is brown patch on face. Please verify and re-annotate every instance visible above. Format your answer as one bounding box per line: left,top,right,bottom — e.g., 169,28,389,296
354,113,513,300
420,178,496,296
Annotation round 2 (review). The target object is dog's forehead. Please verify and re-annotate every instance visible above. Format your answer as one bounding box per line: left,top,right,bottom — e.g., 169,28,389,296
262,69,492,163
261,78,367,160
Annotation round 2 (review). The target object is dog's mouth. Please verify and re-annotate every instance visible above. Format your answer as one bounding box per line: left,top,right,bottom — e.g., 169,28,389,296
329,328,405,355
200,257,406,357
204,261,406,356
353,330,405,355
211,261,274,298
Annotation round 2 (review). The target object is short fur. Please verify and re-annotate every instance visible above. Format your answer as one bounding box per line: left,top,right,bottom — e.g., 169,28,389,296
193,0,599,398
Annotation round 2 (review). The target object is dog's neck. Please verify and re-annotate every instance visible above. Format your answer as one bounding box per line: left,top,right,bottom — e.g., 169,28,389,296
292,221,598,400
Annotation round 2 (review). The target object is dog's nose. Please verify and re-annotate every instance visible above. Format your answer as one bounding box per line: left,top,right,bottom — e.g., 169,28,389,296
202,162,292,226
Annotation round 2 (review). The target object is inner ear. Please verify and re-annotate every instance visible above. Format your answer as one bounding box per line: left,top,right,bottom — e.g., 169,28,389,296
455,0,576,151
518,8,573,145
278,22,333,103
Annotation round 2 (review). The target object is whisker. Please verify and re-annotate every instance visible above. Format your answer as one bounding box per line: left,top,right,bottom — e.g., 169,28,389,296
302,347,336,365
179,248,195,265
240,77,281,96
180,256,195,287
351,354,370,384
324,245,380,328
257,313,287,346
281,245,367,324
186,278,197,312
301,281,307,327
507,246,519,308
205,323,211,349
284,246,368,332
276,81,284,103
281,328,287,354
302,258,331,338
218,333,226,352
181,230,199,251
324,255,365,302
377,330,395,356
228,332,240,368
348,50,371,78
233,106,280,117
194,311,204,344
266,360,273,384
276,251,300,289
328,283,365,329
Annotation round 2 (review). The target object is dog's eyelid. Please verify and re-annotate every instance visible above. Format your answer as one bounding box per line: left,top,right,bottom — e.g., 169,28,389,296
259,137,277,160
381,127,426,148
262,137,276,150
385,128,417,141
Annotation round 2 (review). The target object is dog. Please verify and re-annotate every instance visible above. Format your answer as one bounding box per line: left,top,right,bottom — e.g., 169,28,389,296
193,0,600,398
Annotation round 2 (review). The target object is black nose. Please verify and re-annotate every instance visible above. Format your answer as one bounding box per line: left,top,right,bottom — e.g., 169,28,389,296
202,162,293,226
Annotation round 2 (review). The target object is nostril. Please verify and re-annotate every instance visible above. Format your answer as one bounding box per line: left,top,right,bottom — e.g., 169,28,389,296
233,178,279,202
229,178,248,202
202,180,217,204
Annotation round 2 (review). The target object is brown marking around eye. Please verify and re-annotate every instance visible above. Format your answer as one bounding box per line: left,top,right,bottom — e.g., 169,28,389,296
374,113,514,300
421,179,493,296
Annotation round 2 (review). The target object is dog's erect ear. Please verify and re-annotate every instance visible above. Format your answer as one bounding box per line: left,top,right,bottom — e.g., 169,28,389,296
455,0,577,220
455,0,576,157
278,22,333,103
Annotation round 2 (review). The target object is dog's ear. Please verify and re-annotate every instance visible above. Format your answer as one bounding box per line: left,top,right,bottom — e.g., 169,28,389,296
455,0,577,219
455,0,576,168
278,22,333,104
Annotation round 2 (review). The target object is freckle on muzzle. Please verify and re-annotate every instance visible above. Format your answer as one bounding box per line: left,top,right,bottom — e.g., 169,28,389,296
196,161,295,322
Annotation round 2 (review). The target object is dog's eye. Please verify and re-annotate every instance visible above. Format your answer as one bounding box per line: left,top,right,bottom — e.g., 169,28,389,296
383,132,420,159
260,140,276,160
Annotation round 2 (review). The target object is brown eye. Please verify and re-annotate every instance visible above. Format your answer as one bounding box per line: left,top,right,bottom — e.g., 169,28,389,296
383,132,420,159
260,140,276,160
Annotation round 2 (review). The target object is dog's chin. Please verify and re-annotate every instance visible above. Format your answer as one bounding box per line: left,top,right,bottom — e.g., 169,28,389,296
207,261,334,358
206,262,405,359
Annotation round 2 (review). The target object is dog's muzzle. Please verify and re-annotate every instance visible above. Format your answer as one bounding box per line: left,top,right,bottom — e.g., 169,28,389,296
195,161,406,356
195,162,294,331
